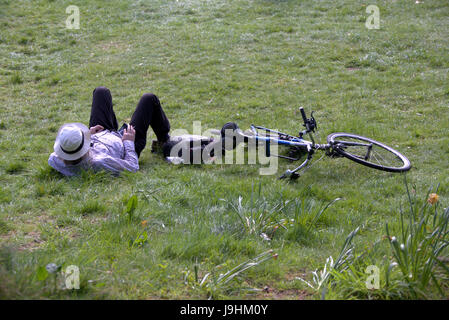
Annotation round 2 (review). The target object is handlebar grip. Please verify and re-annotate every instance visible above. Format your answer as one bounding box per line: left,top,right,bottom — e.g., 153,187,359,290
300,107,307,124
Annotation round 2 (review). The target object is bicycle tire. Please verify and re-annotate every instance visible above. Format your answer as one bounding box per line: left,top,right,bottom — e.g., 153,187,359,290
327,132,411,172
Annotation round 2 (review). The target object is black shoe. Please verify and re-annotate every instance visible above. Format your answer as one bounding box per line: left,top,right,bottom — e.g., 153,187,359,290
152,139,170,154
221,122,239,150
220,122,239,137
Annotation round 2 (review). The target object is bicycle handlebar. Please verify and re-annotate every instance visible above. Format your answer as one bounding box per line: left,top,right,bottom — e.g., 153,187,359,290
300,107,307,126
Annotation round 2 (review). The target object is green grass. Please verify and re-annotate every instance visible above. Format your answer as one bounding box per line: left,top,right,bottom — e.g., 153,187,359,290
0,0,448,299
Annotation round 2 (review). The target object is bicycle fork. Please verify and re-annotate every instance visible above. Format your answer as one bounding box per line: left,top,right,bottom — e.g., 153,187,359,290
279,143,332,180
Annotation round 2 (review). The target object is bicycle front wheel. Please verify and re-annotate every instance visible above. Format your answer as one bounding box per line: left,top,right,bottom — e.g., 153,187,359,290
327,132,411,172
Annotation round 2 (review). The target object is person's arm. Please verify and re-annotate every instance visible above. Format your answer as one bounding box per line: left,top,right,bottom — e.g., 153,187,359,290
94,141,139,174
91,125,139,174
48,153,78,176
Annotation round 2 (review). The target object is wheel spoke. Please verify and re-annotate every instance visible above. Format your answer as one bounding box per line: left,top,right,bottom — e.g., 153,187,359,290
371,150,383,167
328,133,410,172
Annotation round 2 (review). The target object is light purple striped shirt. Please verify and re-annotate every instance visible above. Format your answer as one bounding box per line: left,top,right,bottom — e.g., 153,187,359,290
48,130,139,176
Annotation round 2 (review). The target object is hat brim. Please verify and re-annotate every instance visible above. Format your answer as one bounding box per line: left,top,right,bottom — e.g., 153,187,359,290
54,123,91,161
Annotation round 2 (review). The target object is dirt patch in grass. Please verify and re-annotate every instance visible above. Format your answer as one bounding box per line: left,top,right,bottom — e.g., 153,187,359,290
18,231,43,251
0,230,44,252
0,214,53,251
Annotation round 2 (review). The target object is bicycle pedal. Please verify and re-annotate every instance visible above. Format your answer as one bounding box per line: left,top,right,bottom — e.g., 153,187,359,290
290,173,300,180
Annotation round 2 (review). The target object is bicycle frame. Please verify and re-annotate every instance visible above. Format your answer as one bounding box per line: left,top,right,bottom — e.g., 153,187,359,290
236,122,328,179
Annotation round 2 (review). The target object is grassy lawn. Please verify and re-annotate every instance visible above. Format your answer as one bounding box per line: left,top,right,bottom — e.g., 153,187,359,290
0,0,448,299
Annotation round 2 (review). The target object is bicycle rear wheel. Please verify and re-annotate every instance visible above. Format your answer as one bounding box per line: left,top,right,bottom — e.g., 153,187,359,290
327,132,411,172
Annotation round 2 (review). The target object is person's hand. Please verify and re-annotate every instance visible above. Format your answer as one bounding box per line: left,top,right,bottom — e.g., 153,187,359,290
122,124,136,142
89,125,104,134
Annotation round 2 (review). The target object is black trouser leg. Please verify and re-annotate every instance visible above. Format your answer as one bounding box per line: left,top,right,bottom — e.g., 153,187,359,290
130,93,171,157
89,86,118,131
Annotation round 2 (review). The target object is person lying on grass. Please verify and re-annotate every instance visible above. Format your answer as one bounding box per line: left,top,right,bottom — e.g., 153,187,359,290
48,86,171,176
49,86,238,176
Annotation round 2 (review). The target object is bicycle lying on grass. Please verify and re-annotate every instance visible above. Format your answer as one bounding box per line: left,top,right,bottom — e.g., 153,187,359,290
235,107,411,180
